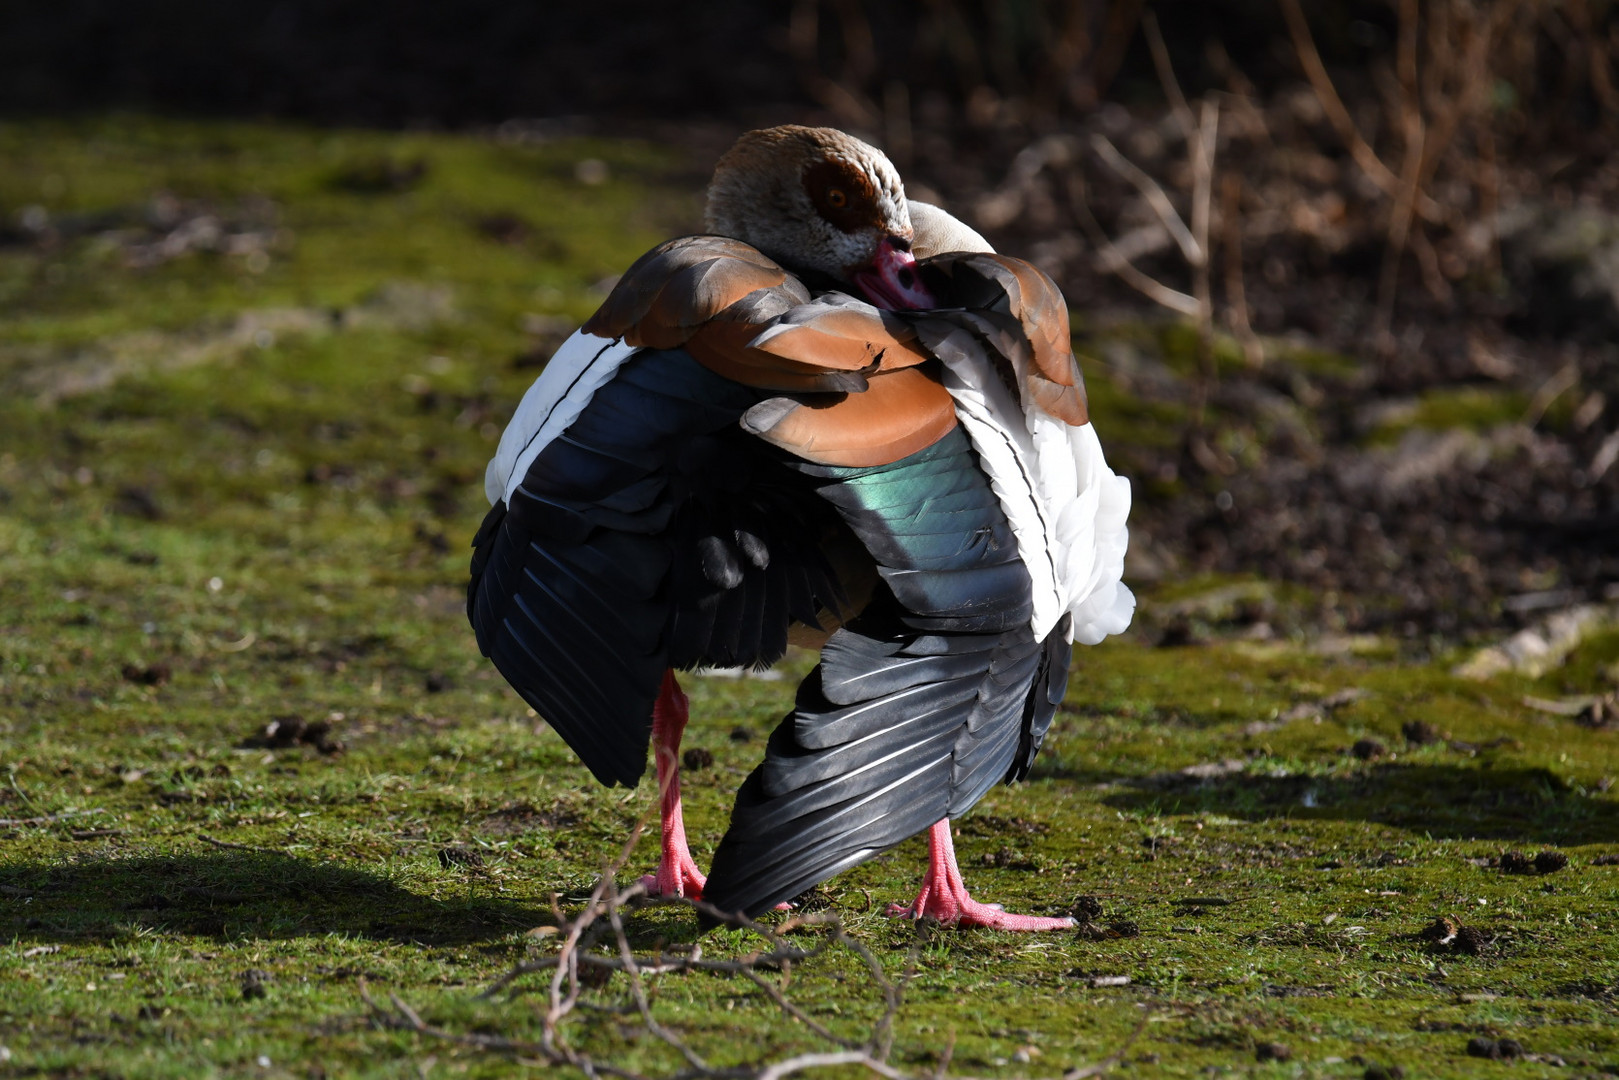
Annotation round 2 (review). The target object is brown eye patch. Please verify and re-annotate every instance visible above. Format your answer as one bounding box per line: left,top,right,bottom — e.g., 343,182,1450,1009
803,159,882,233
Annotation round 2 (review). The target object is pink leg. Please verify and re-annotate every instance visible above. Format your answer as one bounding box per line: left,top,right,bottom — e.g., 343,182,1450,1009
887,820,1076,931
640,670,707,899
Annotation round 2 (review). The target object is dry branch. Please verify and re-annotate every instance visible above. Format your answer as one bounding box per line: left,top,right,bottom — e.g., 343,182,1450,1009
362,851,1137,1080
1277,0,1446,224
1077,21,1226,410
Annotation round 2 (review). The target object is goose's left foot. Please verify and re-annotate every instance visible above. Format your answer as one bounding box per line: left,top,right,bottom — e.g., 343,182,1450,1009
886,820,1076,931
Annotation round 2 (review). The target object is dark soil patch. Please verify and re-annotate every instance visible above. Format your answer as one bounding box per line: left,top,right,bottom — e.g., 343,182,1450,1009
240,716,345,756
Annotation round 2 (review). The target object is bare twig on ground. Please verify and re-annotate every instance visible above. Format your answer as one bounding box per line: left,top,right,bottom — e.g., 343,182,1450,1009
0,808,104,827
199,832,273,853
361,849,1140,1080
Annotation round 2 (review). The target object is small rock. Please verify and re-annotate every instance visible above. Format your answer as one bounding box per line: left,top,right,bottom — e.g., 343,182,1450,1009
1466,1037,1499,1059
681,747,714,771
1496,1039,1524,1059
1255,1042,1291,1062
1363,1064,1405,1080
424,673,449,693
728,726,753,743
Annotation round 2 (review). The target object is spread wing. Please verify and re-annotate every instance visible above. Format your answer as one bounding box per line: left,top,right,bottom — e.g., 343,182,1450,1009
701,426,1073,919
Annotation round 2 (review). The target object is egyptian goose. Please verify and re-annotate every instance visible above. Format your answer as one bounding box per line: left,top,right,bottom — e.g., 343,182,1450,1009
469,125,1133,929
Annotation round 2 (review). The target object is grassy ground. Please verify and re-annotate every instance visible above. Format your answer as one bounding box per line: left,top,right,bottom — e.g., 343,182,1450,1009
2,118,1617,1080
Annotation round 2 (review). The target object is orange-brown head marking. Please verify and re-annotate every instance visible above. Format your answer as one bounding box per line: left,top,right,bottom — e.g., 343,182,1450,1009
801,158,886,236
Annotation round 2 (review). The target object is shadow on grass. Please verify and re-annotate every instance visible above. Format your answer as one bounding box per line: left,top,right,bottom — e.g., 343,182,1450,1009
0,851,543,945
1098,762,1619,845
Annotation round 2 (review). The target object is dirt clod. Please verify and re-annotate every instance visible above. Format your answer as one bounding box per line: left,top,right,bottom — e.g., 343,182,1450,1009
1496,1039,1524,1059
239,968,269,1001
1454,926,1488,955
112,486,164,520
1466,1037,1499,1059
727,726,752,742
787,886,830,912
1075,919,1140,941
1419,915,1485,954
1351,738,1387,761
243,715,345,755
1499,850,1534,873
1534,850,1569,873
1070,895,1105,921
437,846,484,870
980,847,1036,869
1363,1064,1405,1080
1500,849,1567,874
1401,720,1444,746
681,747,714,771
1255,1042,1291,1062
121,662,172,686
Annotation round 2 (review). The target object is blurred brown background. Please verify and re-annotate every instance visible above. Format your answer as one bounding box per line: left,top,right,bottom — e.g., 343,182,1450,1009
6,0,1617,643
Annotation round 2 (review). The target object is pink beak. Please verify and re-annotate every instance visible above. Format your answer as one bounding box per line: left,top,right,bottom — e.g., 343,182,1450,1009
851,237,936,311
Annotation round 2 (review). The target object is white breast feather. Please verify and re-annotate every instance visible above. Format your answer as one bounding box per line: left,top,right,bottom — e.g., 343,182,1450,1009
484,330,639,506
932,328,1135,644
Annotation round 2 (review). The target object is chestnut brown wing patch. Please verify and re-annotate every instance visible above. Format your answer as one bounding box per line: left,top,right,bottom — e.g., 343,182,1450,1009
740,366,958,468
582,236,802,348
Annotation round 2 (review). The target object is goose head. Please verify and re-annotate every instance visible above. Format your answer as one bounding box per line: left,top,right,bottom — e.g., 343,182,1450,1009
704,125,935,310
